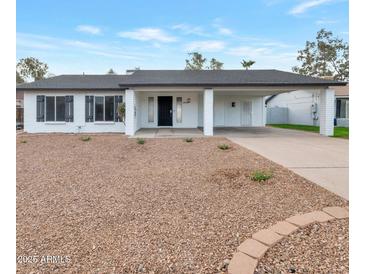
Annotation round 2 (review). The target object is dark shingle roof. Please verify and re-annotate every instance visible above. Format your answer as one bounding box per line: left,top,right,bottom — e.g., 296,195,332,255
16,75,129,90
16,70,346,90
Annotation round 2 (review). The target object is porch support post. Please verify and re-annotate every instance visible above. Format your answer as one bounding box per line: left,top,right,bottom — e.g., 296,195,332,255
319,88,335,136
203,88,214,136
125,89,136,136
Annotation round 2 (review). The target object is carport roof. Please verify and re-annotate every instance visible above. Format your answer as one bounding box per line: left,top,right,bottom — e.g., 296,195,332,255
16,69,346,90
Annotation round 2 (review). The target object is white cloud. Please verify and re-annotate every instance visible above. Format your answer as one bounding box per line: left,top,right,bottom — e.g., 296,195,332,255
315,19,338,25
289,0,333,15
76,25,101,35
64,40,100,49
212,18,234,36
185,40,225,52
171,23,207,36
118,28,176,42
16,33,150,61
217,27,233,35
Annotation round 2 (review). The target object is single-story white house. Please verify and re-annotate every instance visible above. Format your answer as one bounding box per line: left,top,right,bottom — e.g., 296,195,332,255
266,84,349,127
16,70,346,136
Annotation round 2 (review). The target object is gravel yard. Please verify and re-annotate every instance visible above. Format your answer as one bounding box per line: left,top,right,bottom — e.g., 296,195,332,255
16,134,347,273
255,219,349,273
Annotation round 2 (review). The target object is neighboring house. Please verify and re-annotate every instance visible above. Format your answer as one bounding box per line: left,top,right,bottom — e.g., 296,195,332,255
266,84,349,127
16,90,24,129
16,70,346,136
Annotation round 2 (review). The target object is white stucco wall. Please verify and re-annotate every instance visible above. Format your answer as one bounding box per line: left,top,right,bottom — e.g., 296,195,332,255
266,89,320,126
138,91,199,128
24,90,125,133
24,90,266,133
213,95,265,127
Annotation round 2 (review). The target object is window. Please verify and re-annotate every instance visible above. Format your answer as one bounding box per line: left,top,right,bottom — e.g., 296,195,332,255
43,96,73,122
336,98,349,119
95,96,114,122
176,97,182,123
105,96,114,121
56,97,65,121
46,96,55,121
148,97,154,122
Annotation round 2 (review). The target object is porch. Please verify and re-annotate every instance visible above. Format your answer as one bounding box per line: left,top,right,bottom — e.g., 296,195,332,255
133,128,204,138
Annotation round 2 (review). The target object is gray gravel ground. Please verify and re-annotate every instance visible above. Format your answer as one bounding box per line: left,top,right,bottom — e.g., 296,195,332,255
16,134,347,273
255,219,349,274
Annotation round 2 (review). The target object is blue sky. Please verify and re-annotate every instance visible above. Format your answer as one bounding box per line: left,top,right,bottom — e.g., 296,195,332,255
16,0,348,75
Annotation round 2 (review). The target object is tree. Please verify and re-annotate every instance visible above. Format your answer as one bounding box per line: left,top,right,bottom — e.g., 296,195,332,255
107,68,116,74
17,57,49,81
208,58,224,70
185,52,206,70
16,71,24,84
292,29,349,81
241,59,255,70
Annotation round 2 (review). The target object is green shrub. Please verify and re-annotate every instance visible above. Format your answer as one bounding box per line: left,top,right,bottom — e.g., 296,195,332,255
137,138,145,145
250,170,273,182
218,144,230,150
81,136,91,142
20,140,27,144
184,137,193,143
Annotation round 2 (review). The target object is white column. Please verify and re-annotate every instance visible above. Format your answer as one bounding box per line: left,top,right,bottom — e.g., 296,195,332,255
319,88,335,136
203,89,214,136
125,89,136,136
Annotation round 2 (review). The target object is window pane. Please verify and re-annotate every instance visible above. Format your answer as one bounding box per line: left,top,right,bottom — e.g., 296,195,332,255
56,96,65,121
95,96,104,121
46,96,55,121
176,97,182,123
148,97,154,122
105,96,114,121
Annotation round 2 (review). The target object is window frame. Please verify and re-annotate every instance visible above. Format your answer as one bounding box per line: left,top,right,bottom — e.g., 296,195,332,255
41,95,73,123
94,95,115,122
176,97,182,123
148,97,154,123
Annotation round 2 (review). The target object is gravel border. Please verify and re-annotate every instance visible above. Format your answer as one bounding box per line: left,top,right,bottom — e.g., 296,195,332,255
255,218,349,273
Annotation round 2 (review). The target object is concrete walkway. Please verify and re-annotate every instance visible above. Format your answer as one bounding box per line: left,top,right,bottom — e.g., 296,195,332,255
133,128,204,138
215,127,349,200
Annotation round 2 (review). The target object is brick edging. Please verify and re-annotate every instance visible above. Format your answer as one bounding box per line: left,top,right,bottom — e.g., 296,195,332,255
228,206,349,274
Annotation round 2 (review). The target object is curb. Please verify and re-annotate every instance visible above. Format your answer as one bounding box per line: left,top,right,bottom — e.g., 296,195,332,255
227,206,349,274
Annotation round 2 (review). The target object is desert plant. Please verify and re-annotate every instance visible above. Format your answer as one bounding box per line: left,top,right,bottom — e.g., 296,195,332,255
184,137,193,142
81,136,91,142
117,102,126,124
137,138,145,145
218,144,230,150
250,170,273,182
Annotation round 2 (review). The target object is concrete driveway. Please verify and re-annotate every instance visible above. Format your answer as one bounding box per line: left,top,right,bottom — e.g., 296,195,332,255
215,127,349,200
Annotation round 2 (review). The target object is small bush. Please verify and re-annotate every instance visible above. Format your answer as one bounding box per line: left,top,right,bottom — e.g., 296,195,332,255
81,136,91,142
184,137,193,143
218,144,230,150
20,140,27,144
137,138,145,145
250,170,273,182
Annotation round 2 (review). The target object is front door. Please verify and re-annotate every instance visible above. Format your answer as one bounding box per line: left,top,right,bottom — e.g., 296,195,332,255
158,96,173,126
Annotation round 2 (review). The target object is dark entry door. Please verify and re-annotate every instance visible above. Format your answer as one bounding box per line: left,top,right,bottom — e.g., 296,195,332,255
158,96,173,126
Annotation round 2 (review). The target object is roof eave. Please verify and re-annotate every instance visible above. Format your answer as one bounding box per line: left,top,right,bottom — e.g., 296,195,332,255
118,82,347,88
